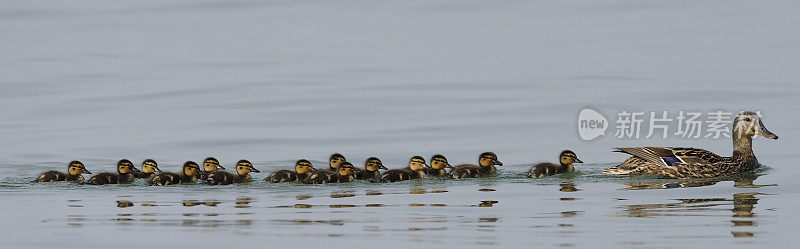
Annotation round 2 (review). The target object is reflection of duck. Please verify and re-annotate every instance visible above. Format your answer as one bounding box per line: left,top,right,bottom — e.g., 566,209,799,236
559,182,578,192
528,150,582,178
451,152,502,179
266,159,315,183
34,161,91,182
604,112,778,178
622,172,766,190
85,159,136,185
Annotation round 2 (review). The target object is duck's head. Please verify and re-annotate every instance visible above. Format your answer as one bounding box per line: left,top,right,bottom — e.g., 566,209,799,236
117,159,136,174
559,150,583,166
235,160,260,175
409,156,428,171
430,155,453,170
734,111,778,140
294,159,315,174
203,157,225,172
329,153,346,170
141,159,162,174
183,161,201,176
364,157,387,172
337,161,356,176
67,160,91,176
478,152,503,167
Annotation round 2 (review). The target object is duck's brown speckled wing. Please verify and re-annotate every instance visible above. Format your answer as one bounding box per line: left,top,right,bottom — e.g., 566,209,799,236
603,147,723,177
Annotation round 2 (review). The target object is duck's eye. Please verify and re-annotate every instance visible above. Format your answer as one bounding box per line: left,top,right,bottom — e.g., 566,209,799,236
744,118,752,122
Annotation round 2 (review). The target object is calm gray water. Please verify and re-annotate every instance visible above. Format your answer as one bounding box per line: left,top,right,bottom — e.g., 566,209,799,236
1,1,799,248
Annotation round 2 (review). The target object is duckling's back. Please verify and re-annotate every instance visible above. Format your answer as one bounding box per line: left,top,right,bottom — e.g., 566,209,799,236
267,169,297,183
302,170,335,184
34,170,67,182
527,162,560,178
380,168,418,183
86,172,119,185
423,168,449,177
450,164,483,179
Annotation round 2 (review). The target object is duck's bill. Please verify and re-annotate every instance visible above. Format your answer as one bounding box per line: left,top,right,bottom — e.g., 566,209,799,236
82,169,92,174
250,167,261,173
758,123,779,139
155,168,163,173
132,167,142,173
574,158,584,164
445,164,454,169
217,165,226,170
379,165,388,170
494,161,503,166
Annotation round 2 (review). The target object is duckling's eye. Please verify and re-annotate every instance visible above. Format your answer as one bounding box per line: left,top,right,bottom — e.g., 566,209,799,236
744,118,752,122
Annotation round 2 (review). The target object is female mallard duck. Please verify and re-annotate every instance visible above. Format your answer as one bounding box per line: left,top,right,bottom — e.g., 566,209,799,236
451,152,503,179
424,154,453,177
334,162,357,183
602,111,779,179
266,159,315,183
85,159,137,185
134,159,162,178
34,160,92,182
199,157,225,180
206,160,260,185
355,157,387,180
149,161,202,186
527,150,582,178
379,156,428,183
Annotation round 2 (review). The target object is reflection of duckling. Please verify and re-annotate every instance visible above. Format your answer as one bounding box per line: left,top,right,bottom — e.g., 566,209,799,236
206,160,260,185
34,160,92,182
266,159,315,183
149,161,202,186
424,154,453,177
355,157,387,181
334,162,357,183
199,157,225,180
451,152,502,179
528,150,583,178
86,159,137,185
134,159,162,178
379,156,428,183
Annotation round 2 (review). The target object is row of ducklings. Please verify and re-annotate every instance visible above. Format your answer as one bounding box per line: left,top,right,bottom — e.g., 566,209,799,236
34,150,583,185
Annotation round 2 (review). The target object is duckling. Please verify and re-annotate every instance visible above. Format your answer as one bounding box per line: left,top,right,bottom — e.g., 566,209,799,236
266,159,315,183
134,159,162,178
34,160,92,182
424,154,453,177
199,157,225,180
318,153,346,174
379,156,428,183
85,159,137,185
206,160,260,185
527,150,583,178
451,152,503,179
355,157,387,181
149,161,202,186
334,161,357,183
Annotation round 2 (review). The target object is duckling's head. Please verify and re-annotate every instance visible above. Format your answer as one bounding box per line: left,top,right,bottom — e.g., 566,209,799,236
364,157,387,172
733,111,778,140
117,159,135,174
430,155,452,170
294,159,315,174
478,152,502,167
329,153,346,169
337,161,356,176
559,150,582,166
141,159,162,174
67,160,91,176
183,161,201,176
203,157,225,172
236,160,260,175
408,156,428,171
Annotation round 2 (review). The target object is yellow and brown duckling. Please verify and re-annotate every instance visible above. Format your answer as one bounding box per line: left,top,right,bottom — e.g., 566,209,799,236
528,150,582,178
134,159,162,178
149,161,202,186
355,157,387,181
85,159,137,185
378,156,428,183
317,153,346,175
199,157,225,180
206,160,260,185
266,159,315,183
34,160,92,182
333,162,357,183
424,154,453,177
603,111,779,179
451,152,503,179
